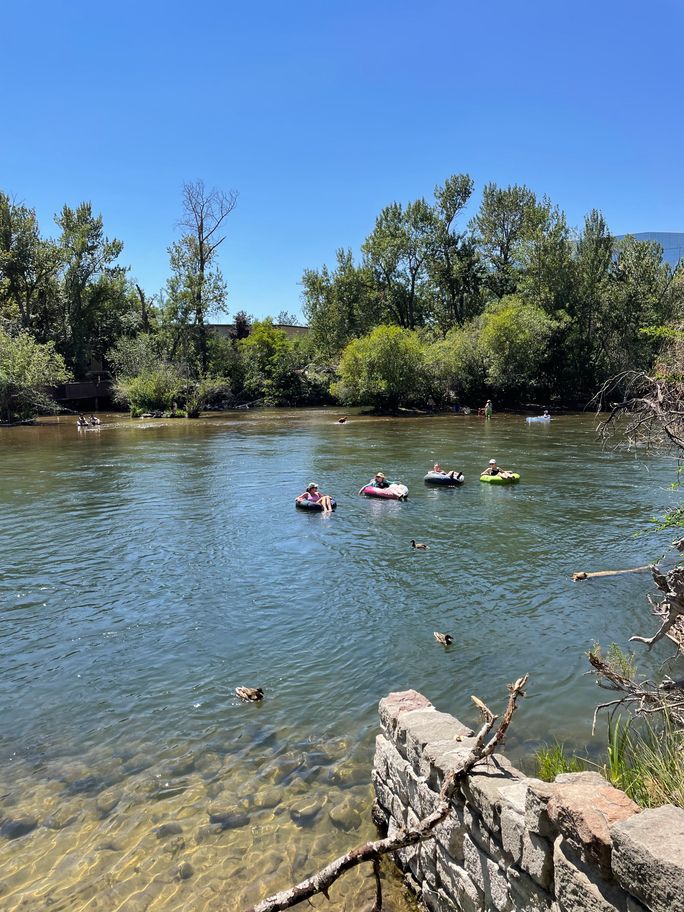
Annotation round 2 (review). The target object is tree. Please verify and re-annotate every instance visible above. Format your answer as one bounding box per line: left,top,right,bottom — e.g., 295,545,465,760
165,180,237,372
332,324,426,411
471,183,544,298
478,296,558,395
301,249,380,358
362,199,435,329
563,209,615,397
56,202,127,375
424,323,487,404
0,327,70,422
239,319,306,405
0,192,62,338
426,174,484,329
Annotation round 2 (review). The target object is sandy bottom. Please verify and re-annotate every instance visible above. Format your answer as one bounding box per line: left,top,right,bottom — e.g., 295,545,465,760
0,733,418,911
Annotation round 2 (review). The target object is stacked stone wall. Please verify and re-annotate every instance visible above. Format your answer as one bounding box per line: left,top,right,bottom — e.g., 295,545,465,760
373,690,684,912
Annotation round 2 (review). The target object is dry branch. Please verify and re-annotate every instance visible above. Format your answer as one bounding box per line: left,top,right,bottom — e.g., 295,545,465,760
573,566,652,581
243,675,529,912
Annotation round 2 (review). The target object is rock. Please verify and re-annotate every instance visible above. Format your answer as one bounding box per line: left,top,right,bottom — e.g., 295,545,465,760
155,822,183,839
553,835,636,912
611,805,684,912
289,800,321,827
207,805,250,829
250,787,281,810
526,779,561,839
378,690,433,739
95,788,121,818
176,861,194,880
396,706,474,760
508,865,553,912
462,833,511,911
546,771,638,877
43,809,78,830
329,762,368,789
461,757,526,834
328,799,362,832
0,814,38,839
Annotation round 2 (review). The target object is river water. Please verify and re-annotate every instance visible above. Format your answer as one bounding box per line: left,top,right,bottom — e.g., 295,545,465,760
0,410,678,910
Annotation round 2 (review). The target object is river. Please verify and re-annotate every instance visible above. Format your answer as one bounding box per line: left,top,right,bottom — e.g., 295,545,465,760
0,410,678,910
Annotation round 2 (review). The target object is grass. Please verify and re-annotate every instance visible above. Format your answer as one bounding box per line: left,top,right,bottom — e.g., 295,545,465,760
534,716,684,808
535,743,588,782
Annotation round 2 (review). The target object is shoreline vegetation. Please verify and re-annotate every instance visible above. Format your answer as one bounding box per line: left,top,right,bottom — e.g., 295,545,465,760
2,174,683,423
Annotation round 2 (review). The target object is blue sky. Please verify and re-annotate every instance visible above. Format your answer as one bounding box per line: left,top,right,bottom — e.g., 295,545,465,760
2,0,682,321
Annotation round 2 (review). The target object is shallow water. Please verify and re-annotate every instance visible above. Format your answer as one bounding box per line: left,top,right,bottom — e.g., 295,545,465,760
0,410,678,910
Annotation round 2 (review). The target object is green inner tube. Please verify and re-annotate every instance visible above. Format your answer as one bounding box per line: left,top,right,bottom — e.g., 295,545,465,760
479,473,520,485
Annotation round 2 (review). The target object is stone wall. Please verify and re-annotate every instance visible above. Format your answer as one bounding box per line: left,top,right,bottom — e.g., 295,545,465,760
372,690,684,912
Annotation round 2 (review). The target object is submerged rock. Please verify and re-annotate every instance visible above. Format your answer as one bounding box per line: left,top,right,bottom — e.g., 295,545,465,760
155,822,183,839
1,814,38,839
289,800,322,827
177,861,194,880
207,805,250,829
329,799,362,832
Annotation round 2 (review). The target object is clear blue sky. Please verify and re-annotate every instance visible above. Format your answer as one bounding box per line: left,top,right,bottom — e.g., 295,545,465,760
2,0,682,321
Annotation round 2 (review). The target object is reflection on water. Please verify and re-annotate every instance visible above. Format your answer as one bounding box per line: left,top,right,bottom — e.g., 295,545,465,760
0,410,678,909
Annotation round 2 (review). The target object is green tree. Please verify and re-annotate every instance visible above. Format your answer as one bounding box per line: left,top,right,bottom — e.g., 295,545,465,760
239,319,306,404
424,323,486,404
426,174,484,329
56,202,127,375
362,199,435,329
563,209,615,397
471,183,544,298
0,193,62,339
478,296,558,396
301,249,380,358
0,327,70,422
114,367,184,417
333,324,426,411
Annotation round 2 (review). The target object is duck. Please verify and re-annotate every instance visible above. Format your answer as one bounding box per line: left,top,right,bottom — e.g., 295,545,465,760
433,632,454,647
337,416,348,424
410,540,428,550
235,686,264,702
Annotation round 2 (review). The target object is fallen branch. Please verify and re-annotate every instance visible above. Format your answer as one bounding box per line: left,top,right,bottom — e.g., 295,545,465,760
588,650,684,730
573,566,652,581
243,675,529,912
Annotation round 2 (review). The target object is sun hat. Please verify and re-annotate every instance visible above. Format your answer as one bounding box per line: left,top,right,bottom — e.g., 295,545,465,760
376,472,385,478
489,459,496,465
308,482,318,489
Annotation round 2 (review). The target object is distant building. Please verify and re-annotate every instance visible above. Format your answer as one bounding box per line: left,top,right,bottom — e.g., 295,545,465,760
208,322,309,341
616,232,684,269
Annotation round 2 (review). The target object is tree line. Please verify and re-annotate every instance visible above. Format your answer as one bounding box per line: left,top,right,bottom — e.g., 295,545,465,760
1,175,682,421
303,176,684,410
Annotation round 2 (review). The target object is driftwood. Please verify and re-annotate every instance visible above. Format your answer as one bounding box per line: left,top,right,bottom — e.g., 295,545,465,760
243,675,529,912
573,566,652,581
588,649,684,733
633,565,684,652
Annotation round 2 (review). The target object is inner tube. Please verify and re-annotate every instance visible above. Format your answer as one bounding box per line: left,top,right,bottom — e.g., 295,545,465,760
361,484,408,500
424,472,464,486
480,473,520,485
526,416,551,423
295,497,337,511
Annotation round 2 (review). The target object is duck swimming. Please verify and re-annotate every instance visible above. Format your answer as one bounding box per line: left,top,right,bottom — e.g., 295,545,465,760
235,687,264,702
411,540,428,550
433,632,454,647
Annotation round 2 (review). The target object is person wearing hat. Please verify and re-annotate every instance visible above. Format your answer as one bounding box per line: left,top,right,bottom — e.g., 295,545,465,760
484,399,493,419
297,482,334,512
370,472,390,489
482,458,514,479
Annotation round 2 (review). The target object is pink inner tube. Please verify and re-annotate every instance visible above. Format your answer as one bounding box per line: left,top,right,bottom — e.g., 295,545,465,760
361,484,408,500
